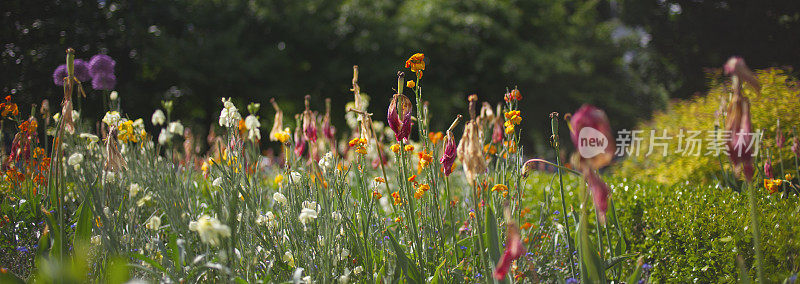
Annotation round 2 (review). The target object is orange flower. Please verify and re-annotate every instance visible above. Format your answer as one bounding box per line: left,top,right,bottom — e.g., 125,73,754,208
372,191,383,199
414,187,425,199
374,177,386,183
391,144,401,153
404,144,414,152
406,80,416,89
404,53,426,75
391,191,402,205
428,131,443,144
520,222,532,230
491,184,508,193
418,183,430,192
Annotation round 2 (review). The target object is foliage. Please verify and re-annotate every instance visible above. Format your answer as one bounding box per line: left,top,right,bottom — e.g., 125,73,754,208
618,68,800,184
610,176,800,282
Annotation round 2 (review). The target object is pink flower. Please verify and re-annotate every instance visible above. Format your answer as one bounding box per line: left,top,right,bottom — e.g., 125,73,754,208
724,57,758,181
387,93,413,143
792,136,800,157
776,119,785,148
764,157,773,179
493,224,525,280
294,124,306,157
322,98,335,141
569,104,615,169
586,170,610,224
492,119,503,144
440,132,457,176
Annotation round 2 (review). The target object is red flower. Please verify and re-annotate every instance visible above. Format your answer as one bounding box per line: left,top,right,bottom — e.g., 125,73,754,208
387,93,413,143
494,224,525,280
569,104,615,169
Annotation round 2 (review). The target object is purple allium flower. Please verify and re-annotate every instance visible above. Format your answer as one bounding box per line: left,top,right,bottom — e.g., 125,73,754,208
53,64,67,86
88,54,116,78
91,74,117,90
642,263,653,272
565,278,579,284
73,59,92,82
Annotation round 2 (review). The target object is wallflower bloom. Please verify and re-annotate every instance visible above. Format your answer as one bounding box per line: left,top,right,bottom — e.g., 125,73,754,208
188,215,231,247
391,191,402,205
440,116,461,177
302,95,318,143
405,53,426,77
764,179,781,194
491,184,508,193
390,144,401,153
269,99,285,142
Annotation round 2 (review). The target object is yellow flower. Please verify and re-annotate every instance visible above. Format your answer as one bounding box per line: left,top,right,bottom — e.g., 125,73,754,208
406,80,416,89
418,183,430,192
484,144,497,155
491,184,508,193
405,53,426,75
355,146,367,155
404,144,414,152
275,131,290,143
394,217,402,223
428,132,443,144
374,177,386,183
505,126,515,135
274,174,284,185
372,191,382,199
391,191,402,205
391,144,401,153
785,174,792,180
414,187,425,199
469,211,475,219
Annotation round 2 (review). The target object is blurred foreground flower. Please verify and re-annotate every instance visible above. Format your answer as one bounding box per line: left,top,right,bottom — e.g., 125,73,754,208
724,57,759,181
188,215,231,246
493,223,524,280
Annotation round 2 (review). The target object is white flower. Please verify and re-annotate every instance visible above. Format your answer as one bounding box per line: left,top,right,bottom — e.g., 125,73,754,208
338,268,351,284
303,276,311,284
290,171,302,184
158,128,171,145
188,215,231,247
283,251,295,267
339,248,349,260
151,109,166,126
273,192,287,205
318,152,334,173
102,111,121,127
263,211,277,228
145,215,161,230
72,110,80,121
244,114,261,141
302,201,319,211
79,133,99,142
167,121,184,135
353,266,363,275
109,91,118,101
218,98,241,128
129,183,141,198
212,177,222,187
298,208,318,225
67,153,83,170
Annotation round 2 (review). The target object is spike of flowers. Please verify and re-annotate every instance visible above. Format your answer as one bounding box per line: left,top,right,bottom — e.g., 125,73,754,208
457,95,487,184
323,98,335,141
294,122,307,157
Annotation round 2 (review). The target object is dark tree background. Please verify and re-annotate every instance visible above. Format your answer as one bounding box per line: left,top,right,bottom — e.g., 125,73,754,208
2,0,798,154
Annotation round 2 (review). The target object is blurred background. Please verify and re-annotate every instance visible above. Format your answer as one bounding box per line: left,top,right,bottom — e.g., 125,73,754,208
2,0,799,154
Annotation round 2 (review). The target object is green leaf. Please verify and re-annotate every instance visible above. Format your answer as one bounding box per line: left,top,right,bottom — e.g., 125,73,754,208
387,231,421,282
577,217,605,282
736,256,752,284
485,205,501,264
73,199,94,246
130,253,169,276
604,253,637,270
427,258,447,284
106,256,131,284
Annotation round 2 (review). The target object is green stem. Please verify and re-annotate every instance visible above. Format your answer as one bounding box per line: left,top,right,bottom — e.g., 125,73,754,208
747,181,765,283
551,114,576,278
